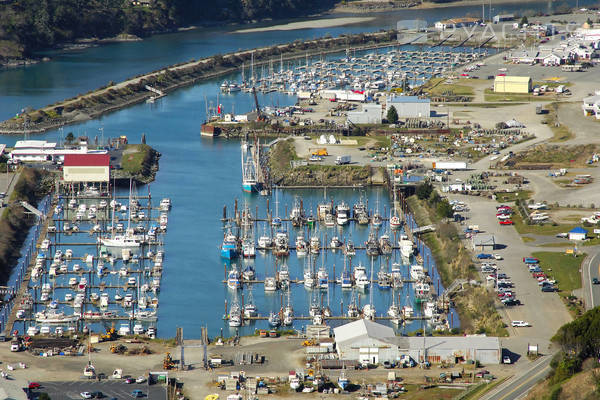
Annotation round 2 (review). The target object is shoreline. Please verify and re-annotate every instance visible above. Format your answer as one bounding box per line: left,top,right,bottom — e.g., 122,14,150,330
233,16,377,33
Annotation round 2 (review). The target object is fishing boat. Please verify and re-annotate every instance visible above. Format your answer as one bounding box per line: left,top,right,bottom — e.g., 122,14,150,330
402,305,414,318
295,234,308,256
264,276,278,292
242,237,255,258
388,301,401,325
227,267,241,290
353,195,368,218
329,236,342,250
257,225,272,249
272,189,282,226
241,139,262,193
362,303,376,320
303,266,315,289
317,190,333,221
365,230,379,257
35,311,79,324
283,289,294,326
414,281,431,301
290,196,305,226
273,231,289,257
391,263,403,288
379,234,393,255
317,266,329,289
309,235,320,254
345,239,356,257
354,264,369,290
221,229,239,259
377,268,392,289
336,201,350,225
410,264,426,281
338,368,350,390
242,264,256,281
228,302,242,327
278,264,290,289
400,237,414,260
324,213,335,227
268,311,281,327
341,257,353,289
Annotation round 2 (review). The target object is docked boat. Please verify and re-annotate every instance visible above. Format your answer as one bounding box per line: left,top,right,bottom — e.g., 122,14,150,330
354,264,369,290
317,266,329,289
244,290,258,318
278,264,290,289
379,234,393,255
324,213,335,227
221,230,239,259
340,268,352,289
344,240,356,257
391,263,403,288
257,230,272,249
410,264,426,281
268,311,281,327
388,302,401,325
35,311,79,324
273,231,289,257
347,302,360,318
227,267,241,290
400,237,415,259
241,139,262,193
377,268,392,289
330,236,342,250
242,265,256,281
295,235,308,256
402,305,414,318
362,304,376,320
242,237,255,258
303,266,315,289
414,281,431,301
309,235,320,254
264,277,278,292
336,201,350,225
290,196,305,226
228,302,242,327
365,230,379,257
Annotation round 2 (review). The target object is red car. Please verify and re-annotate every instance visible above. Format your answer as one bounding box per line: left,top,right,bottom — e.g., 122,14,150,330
125,378,135,384
499,220,514,225
28,383,41,389
533,272,546,278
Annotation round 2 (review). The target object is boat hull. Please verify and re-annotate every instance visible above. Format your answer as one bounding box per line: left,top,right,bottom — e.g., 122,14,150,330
221,248,237,259
242,181,261,193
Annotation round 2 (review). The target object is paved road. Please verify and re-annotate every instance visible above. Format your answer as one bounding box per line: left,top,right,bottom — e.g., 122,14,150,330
482,355,552,400
35,380,165,400
583,251,600,309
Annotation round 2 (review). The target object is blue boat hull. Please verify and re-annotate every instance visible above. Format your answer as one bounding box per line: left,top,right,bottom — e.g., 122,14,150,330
221,248,237,259
242,182,261,193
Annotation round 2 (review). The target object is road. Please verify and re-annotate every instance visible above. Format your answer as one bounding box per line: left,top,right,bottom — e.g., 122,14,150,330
35,380,165,400
482,355,552,400
582,251,600,309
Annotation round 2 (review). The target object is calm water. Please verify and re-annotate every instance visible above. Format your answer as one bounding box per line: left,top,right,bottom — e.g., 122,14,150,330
0,0,589,337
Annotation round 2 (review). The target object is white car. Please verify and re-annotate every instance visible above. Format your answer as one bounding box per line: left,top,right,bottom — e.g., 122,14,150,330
511,320,530,327
493,254,503,260
503,356,511,364
80,392,92,399
528,203,547,210
136,376,146,384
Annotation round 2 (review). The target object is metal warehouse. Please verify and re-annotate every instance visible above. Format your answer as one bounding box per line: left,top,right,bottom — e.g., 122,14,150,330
347,104,382,124
386,96,430,118
334,320,501,365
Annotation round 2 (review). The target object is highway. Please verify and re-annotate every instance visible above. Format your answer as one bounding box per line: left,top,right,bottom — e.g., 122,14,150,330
583,251,600,309
481,356,552,400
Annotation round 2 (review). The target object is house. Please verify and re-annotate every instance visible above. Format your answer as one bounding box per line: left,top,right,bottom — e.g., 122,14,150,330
347,104,382,124
568,227,587,241
386,96,430,118
510,50,538,64
541,52,562,66
493,76,532,93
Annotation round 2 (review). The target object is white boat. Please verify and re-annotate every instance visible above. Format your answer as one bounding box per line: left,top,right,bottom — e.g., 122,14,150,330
317,266,329,289
264,277,277,292
410,264,425,281
227,268,241,290
118,323,131,336
402,305,414,318
324,213,335,227
400,238,414,259
310,235,320,254
290,375,302,391
278,264,290,288
330,236,342,249
414,281,431,299
27,326,39,336
295,235,308,256
336,201,350,225
362,304,375,320
40,239,50,251
133,324,145,335
258,234,272,249
354,264,369,290
35,311,79,324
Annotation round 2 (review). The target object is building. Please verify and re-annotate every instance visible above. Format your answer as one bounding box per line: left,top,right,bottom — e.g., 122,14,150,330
62,154,110,183
386,96,430,118
9,140,107,163
493,14,514,24
510,50,538,65
472,234,496,250
334,319,396,364
493,76,532,93
434,17,481,31
334,320,502,365
582,95,600,118
568,227,587,241
347,104,382,124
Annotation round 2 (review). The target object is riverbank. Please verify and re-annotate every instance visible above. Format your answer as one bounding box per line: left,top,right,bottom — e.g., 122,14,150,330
0,30,399,135
233,16,377,33
332,0,569,13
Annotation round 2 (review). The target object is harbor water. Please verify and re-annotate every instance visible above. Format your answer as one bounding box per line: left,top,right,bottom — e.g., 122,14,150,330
0,0,590,338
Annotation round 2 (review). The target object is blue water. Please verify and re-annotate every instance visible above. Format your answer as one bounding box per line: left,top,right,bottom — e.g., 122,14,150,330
0,0,588,337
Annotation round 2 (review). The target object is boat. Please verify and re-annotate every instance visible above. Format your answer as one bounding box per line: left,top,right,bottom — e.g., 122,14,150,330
264,276,277,292
268,311,281,327
227,267,241,290
400,237,414,260
283,289,294,326
273,231,289,257
388,290,401,325
377,268,392,289
402,305,414,318
221,229,239,260
347,301,360,318
309,235,320,254
243,290,258,318
330,236,342,250
391,263,403,288
362,303,376,320
290,375,302,391
228,302,242,327
340,259,353,289
290,196,305,226
317,266,329,289
242,237,255,258
242,264,256,281
317,190,333,221
278,264,290,289
324,213,335,227
365,230,379,257
344,240,356,257
414,281,431,301
354,264,369,290
133,324,145,335
337,368,350,390
410,264,426,281
379,234,393,255
296,234,308,256
241,139,262,193
160,198,172,211
257,227,272,249
35,311,79,324
303,258,316,289
336,201,350,225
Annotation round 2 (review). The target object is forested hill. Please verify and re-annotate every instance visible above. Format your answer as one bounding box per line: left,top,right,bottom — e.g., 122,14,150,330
0,0,336,60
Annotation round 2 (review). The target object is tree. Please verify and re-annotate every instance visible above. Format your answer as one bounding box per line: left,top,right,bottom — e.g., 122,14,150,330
387,106,398,124
436,199,454,219
38,393,51,400
416,182,433,200
65,132,74,143
520,16,528,26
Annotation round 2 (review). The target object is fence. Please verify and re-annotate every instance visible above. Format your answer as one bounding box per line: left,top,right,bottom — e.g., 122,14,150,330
0,194,52,332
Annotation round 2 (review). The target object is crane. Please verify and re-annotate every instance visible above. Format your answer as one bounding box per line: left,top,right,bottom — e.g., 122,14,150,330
252,87,263,121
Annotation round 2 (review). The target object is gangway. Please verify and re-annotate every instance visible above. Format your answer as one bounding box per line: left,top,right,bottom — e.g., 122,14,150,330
20,201,45,220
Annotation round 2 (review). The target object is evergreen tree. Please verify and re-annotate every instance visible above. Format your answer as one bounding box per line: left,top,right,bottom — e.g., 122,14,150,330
387,106,398,124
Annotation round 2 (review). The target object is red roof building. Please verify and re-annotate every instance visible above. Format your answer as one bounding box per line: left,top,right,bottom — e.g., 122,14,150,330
63,154,110,167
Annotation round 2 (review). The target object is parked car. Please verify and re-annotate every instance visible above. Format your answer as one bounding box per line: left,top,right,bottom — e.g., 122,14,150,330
499,220,514,225
477,253,493,259
542,285,557,292
91,392,104,399
493,254,503,260
125,378,135,384
502,299,521,306
511,320,530,327
475,369,490,378
503,356,512,364
28,383,42,389
556,232,568,238
131,390,144,398
81,393,93,399
136,376,146,384
593,278,600,285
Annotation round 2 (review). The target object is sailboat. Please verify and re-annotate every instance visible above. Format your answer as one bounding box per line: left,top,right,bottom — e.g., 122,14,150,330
272,189,282,227
362,260,376,320
243,289,258,318
101,179,143,248
340,256,352,289
283,289,294,326
388,289,401,325
228,299,242,327
390,189,402,230
241,139,261,193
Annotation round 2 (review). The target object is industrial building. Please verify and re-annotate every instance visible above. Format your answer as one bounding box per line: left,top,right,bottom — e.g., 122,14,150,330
62,154,110,183
8,140,108,163
434,17,481,31
333,320,501,365
493,14,514,23
493,76,532,94
347,104,382,124
386,96,430,118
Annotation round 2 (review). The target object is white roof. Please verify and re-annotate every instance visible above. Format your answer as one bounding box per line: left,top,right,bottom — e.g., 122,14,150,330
387,335,501,350
14,140,56,149
334,319,395,344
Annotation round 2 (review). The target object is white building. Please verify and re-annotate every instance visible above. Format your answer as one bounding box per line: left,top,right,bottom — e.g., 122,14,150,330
334,320,502,365
568,227,587,241
63,154,110,183
9,140,107,163
386,96,430,118
582,95,600,118
347,104,382,124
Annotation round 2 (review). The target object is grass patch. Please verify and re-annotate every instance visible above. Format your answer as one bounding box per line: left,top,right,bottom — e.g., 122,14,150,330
495,190,532,203
510,144,597,169
121,144,152,175
512,212,577,236
422,77,475,97
522,236,536,243
531,251,583,295
458,377,509,400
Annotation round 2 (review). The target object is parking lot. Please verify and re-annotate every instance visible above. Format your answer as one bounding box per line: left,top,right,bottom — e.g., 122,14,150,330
33,381,165,400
